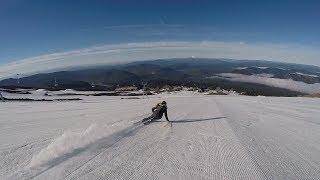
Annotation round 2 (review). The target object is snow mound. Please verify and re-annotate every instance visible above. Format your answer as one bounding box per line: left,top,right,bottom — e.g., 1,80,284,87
32,89,48,96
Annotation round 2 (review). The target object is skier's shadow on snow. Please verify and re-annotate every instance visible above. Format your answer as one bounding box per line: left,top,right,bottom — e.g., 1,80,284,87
172,116,226,123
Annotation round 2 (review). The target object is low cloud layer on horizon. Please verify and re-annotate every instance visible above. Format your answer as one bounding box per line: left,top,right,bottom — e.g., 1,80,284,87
218,73,320,94
0,41,319,79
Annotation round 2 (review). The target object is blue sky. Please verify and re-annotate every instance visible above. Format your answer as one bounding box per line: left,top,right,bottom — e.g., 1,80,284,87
0,0,319,77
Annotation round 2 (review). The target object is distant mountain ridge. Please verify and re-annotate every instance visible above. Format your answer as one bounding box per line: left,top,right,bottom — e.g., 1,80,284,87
1,58,319,96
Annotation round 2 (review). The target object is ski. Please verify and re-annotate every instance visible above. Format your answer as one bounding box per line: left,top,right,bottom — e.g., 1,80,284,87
163,121,172,127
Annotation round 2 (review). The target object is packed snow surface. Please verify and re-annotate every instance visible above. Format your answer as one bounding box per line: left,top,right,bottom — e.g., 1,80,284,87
1,93,320,179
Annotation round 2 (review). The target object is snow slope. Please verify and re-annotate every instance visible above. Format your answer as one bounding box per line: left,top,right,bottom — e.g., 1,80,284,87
1,93,320,179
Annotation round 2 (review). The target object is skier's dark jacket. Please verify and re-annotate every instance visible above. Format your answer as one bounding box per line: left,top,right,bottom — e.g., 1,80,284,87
152,103,169,121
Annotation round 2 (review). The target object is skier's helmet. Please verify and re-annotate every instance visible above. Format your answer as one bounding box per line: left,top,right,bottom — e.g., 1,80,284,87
161,101,167,105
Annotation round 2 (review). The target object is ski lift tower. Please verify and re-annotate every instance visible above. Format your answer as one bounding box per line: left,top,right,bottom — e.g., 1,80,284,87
91,82,95,88
0,91,4,102
142,82,149,99
16,73,20,85
54,78,58,87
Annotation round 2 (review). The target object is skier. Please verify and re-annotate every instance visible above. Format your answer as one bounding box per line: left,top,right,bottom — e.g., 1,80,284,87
141,101,170,124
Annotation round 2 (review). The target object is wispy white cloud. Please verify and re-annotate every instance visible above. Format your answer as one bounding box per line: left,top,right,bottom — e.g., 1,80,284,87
80,24,182,32
218,73,320,94
0,41,319,79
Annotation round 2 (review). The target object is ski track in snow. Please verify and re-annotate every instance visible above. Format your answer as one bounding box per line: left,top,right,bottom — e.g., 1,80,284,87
0,94,320,179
